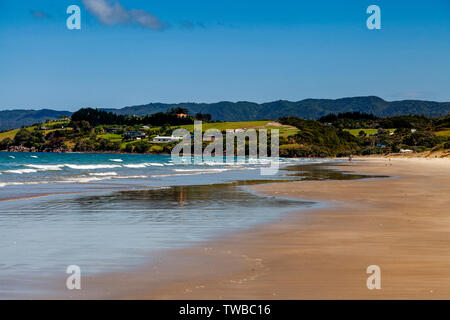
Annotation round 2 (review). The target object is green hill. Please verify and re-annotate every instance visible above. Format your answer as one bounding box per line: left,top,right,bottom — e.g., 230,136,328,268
1,96,449,131
104,96,450,121
0,109,72,131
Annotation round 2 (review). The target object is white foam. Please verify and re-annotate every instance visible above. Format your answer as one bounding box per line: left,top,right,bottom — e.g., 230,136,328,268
88,172,118,176
30,155,38,158
124,164,147,168
114,175,148,179
66,174,149,183
0,181,50,187
110,159,123,162
150,173,197,178
8,156,15,159
123,162,164,168
65,176,111,183
4,169,38,174
173,168,228,173
64,164,121,170
25,164,63,171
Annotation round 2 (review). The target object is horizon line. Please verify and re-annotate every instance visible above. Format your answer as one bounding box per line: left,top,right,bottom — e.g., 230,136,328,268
1,95,450,112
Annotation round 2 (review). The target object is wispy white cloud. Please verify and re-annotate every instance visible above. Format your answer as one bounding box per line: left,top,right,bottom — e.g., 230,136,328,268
82,0,167,30
31,10,50,19
181,21,206,29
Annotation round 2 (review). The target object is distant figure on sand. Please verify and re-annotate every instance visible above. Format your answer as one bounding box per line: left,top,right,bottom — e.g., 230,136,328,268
348,155,352,162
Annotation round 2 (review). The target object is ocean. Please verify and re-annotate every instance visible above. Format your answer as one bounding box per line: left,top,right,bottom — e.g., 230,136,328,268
0,151,328,298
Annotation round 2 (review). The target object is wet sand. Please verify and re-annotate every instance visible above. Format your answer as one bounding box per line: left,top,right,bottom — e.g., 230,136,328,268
60,157,450,299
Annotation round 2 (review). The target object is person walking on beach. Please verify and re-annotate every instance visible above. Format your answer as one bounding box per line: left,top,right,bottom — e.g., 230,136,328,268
348,155,352,163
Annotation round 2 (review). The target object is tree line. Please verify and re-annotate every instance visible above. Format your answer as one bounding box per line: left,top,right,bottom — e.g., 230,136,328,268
71,107,212,127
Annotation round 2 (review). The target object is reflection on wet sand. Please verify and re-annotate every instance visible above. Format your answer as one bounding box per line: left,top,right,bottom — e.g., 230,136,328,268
0,161,388,298
283,163,389,180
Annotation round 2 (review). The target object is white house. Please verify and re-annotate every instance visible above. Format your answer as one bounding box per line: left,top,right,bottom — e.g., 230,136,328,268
152,135,184,143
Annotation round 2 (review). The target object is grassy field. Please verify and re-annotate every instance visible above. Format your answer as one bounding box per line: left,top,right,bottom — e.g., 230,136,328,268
0,119,72,142
267,126,299,138
344,128,396,136
1,120,300,145
177,121,299,137
0,127,73,142
0,129,21,141
436,130,450,137
177,121,271,132
98,133,123,142
279,143,302,150
0,126,39,141
119,139,151,149
344,129,377,136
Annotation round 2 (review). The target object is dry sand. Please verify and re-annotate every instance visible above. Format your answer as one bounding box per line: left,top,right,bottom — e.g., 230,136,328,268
63,158,450,299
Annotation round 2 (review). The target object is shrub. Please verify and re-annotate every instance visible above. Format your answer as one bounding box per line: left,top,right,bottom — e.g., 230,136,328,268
74,139,97,152
124,143,133,153
0,137,13,150
149,145,163,153
13,129,32,146
133,141,151,153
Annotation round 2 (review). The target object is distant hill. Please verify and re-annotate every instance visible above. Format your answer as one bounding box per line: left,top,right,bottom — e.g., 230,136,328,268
1,96,449,130
104,96,450,121
0,109,72,131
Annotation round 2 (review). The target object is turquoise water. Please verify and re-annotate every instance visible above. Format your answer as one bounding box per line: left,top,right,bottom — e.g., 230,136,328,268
0,152,327,298
0,152,318,199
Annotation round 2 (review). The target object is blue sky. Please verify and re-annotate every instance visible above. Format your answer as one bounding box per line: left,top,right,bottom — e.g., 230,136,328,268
0,0,449,111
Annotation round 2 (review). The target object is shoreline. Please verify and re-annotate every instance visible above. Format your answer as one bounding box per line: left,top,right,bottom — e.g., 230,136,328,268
5,157,450,299
1,160,323,299
36,157,450,299
3,149,449,158
109,157,450,299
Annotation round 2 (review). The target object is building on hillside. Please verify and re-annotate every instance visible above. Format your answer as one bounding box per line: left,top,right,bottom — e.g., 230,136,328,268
176,113,188,118
152,135,184,143
227,128,245,133
124,131,146,140
104,127,121,133
400,149,414,153
203,136,217,142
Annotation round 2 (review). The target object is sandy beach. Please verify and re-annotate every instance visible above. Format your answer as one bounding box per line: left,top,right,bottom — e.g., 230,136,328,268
58,157,449,299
